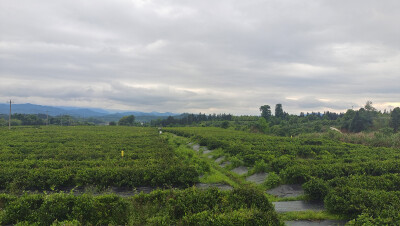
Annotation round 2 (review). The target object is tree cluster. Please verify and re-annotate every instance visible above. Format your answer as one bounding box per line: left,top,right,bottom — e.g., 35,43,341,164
151,113,233,127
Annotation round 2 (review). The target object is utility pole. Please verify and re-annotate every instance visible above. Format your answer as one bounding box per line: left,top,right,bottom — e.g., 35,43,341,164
8,100,12,130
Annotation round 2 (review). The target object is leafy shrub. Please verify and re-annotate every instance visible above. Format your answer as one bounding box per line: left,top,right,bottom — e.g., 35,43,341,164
182,209,282,226
229,156,244,168
0,193,130,225
252,159,268,173
303,178,329,201
228,186,275,212
280,165,311,184
325,187,400,218
263,172,281,189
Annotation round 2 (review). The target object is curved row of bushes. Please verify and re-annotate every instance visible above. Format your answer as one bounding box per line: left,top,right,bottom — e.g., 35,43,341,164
165,127,400,223
0,187,282,225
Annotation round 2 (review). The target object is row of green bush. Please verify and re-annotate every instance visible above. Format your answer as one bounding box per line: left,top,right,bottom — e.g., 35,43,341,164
0,187,282,225
0,165,199,191
0,127,206,190
165,127,400,224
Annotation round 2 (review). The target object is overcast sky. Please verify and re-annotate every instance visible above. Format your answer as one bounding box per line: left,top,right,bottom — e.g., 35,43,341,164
0,0,399,115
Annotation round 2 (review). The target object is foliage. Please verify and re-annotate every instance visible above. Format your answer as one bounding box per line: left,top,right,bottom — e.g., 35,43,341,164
256,117,270,133
151,113,233,127
275,104,285,119
0,193,130,225
263,172,281,189
252,159,268,173
259,105,271,120
303,178,329,201
0,127,201,190
165,127,400,222
391,107,400,132
0,187,283,225
118,115,135,126
220,121,229,129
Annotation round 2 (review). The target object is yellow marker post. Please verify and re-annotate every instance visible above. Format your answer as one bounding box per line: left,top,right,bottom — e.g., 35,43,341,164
121,150,124,158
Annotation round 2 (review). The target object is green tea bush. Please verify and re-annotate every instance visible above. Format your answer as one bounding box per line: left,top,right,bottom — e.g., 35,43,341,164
0,127,203,190
0,186,283,225
252,159,268,173
325,187,400,218
0,193,131,225
303,178,329,201
182,208,283,226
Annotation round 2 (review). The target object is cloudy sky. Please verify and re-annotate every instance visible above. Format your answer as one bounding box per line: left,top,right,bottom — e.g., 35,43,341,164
0,0,399,115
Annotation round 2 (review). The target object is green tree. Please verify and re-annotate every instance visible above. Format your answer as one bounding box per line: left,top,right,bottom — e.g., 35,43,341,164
0,118,7,126
259,105,271,120
118,115,135,126
365,100,376,112
349,108,373,132
275,104,284,119
256,117,270,133
391,107,400,133
341,109,356,131
221,121,229,129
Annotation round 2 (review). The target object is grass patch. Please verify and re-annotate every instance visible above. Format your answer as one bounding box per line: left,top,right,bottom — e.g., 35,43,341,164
164,132,242,188
264,193,306,202
199,168,238,187
275,195,307,202
279,210,346,221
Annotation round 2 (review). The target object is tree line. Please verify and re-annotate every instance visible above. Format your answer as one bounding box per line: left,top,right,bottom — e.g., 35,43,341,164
2,102,399,134
150,113,233,127
258,102,400,135
0,113,103,126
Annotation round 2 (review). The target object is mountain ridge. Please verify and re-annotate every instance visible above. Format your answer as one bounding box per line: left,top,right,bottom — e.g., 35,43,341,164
0,103,178,118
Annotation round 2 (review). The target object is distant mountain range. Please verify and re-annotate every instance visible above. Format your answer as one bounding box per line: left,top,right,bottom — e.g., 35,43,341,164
0,103,178,122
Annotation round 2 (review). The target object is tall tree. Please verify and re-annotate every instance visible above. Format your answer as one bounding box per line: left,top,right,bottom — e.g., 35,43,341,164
365,101,376,112
349,108,373,132
256,117,270,133
259,105,271,120
118,115,135,126
391,107,400,133
275,104,284,119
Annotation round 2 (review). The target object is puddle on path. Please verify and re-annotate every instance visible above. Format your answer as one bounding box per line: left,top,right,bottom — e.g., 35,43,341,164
273,201,324,213
285,220,347,226
267,184,304,198
195,183,233,191
219,161,231,168
246,172,268,184
231,166,249,175
215,156,225,163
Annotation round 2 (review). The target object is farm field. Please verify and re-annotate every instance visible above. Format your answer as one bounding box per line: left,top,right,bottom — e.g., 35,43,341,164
0,126,282,225
165,127,400,224
0,126,200,191
2,126,400,225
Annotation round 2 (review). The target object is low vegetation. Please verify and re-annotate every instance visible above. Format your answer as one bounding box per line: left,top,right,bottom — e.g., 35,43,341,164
165,127,400,223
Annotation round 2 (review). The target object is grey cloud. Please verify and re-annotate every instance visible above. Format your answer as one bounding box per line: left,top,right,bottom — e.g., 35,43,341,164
1,0,399,114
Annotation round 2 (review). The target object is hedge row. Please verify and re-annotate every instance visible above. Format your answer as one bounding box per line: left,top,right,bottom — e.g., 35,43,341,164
0,187,283,225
